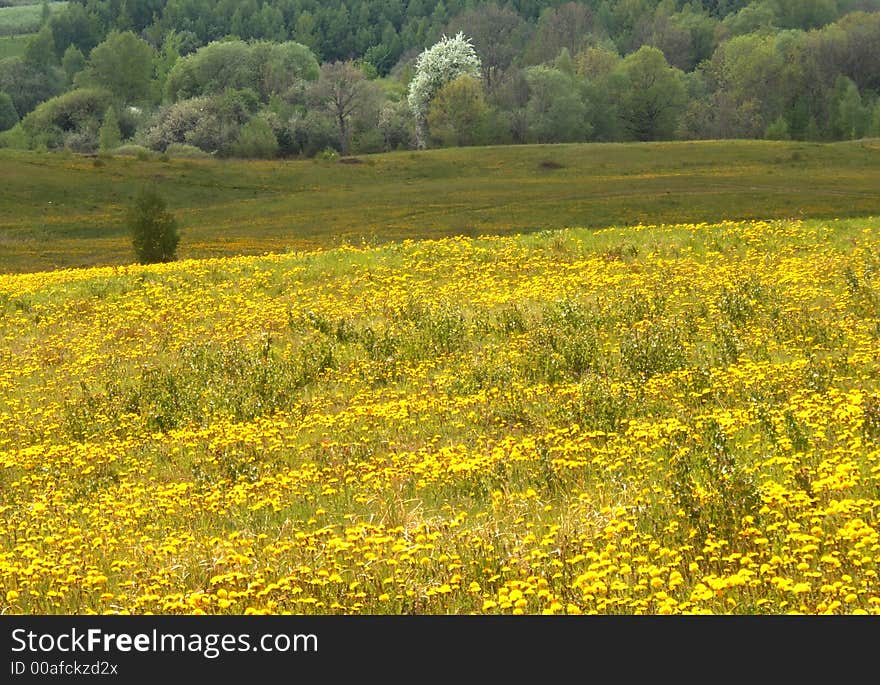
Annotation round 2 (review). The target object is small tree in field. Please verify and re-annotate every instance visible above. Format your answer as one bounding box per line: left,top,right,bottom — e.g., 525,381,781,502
99,105,121,150
128,187,179,264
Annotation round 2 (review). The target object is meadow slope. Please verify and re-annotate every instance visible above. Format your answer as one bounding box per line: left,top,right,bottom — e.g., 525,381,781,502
1,217,878,614
2,138,880,273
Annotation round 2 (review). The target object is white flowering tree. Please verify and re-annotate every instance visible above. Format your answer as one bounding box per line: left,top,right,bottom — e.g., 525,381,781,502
407,32,481,148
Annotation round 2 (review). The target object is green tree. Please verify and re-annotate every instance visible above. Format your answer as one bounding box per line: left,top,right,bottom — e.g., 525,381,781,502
0,92,18,132
128,187,180,264
524,2,595,65
82,31,155,105
308,61,381,154
426,74,489,147
524,66,590,143
99,105,122,150
614,46,687,140
24,25,57,70
61,45,86,85
408,32,482,148
0,57,64,118
831,76,869,140
49,4,100,60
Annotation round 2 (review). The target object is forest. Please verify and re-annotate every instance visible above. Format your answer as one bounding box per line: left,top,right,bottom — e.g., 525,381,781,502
1,0,879,156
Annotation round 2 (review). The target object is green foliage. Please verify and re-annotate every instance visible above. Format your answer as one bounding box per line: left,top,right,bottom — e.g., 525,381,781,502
142,90,256,154
60,43,84,84
426,74,489,147
98,104,120,150
21,87,111,150
614,46,687,141
23,24,54,68
229,116,278,158
127,186,180,265
3,0,880,152
111,143,154,159
0,89,17,131
164,143,211,159
764,115,791,140
0,56,63,117
524,65,591,143
0,1,57,38
377,100,415,151
48,3,100,59
79,30,155,105
316,146,339,161
165,40,319,103
308,60,381,155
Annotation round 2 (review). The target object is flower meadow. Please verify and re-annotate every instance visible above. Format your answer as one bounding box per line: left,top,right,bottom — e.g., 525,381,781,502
1,218,878,615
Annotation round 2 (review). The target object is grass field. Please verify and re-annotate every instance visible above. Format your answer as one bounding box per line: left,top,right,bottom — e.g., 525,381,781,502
0,32,30,58
1,216,878,614
0,2,65,36
1,138,880,274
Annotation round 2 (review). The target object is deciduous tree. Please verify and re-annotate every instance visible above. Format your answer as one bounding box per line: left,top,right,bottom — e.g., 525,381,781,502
407,32,481,148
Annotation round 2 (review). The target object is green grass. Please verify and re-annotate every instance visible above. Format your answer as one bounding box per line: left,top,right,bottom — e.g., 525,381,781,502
1,138,880,273
0,2,65,37
0,32,30,58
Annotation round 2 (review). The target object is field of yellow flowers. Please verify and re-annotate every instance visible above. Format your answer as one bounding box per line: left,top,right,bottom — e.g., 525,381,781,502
1,217,879,615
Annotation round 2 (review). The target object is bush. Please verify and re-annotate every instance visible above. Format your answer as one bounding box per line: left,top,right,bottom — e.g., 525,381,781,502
764,116,791,140
64,128,98,153
112,144,155,159
142,91,255,154
21,88,111,149
229,116,278,158
164,143,211,159
127,187,180,264
286,110,338,157
0,123,29,149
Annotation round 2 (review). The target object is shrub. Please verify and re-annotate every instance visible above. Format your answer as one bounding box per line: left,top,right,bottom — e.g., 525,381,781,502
21,87,111,149
229,116,278,158
64,128,98,153
164,143,211,159
142,91,255,154
127,187,180,264
316,146,339,161
286,110,338,157
141,96,211,152
764,116,791,140
113,143,154,159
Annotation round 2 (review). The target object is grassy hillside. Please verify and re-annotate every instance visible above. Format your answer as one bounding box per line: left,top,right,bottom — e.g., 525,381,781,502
1,217,878,614
2,138,880,273
0,32,30,58
0,1,65,36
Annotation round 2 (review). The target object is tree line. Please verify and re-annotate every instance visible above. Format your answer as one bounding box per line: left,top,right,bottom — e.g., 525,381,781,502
1,0,879,157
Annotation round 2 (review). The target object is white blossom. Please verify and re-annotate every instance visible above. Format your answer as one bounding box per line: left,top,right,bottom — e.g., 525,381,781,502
407,32,481,148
